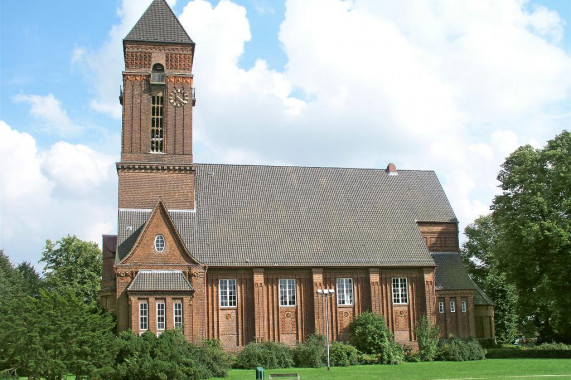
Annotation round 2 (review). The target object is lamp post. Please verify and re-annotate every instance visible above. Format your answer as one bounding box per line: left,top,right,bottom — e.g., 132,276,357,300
317,288,335,371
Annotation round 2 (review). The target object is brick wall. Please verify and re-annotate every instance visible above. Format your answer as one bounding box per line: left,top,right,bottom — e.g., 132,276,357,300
435,290,476,338
418,222,459,252
118,167,195,210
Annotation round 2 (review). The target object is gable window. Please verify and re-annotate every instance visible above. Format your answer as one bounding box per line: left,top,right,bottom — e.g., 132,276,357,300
219,279,237,307
450,300,456,313
139,301,148,331
151,94,164,153
439,300,445,313
392,278,408,304
337,278,353,306
279,279,296,306
174,302,183,328
157,301,166,330
461,300,467,313
154,234,165,252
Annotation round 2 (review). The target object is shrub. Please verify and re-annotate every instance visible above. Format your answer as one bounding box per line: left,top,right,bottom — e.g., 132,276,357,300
233,341,294,369
107,330,230,380
486,344,571,359
190,339,230,378
437,336,486,361
414,315,440,361
478,338,498,349
349,311,404,364
328,341,358,366
356,352,381,365
293,334,326,368
535,342,571,350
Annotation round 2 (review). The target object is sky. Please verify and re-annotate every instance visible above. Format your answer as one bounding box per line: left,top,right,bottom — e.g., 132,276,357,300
1,0,570,268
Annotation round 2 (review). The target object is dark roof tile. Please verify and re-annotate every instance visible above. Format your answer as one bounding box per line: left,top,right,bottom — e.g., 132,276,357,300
128,270,194,292
124,0,193,44
118,164,457,267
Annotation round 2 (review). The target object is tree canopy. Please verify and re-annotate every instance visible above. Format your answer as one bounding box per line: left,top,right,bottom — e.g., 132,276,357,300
463,131,571,343
41,235,102,304
492,130,571,342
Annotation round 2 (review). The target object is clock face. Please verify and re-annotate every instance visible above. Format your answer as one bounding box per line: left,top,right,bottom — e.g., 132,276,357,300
169,88,189,107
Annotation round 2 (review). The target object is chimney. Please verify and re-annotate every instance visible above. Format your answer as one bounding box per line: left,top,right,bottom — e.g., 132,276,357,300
386,163,398,176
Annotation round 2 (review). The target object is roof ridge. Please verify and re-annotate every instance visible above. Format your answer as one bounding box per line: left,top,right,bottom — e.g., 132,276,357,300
193,162,437,173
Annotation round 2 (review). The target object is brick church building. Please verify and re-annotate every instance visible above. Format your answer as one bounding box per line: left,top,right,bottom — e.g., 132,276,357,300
100,0,495,350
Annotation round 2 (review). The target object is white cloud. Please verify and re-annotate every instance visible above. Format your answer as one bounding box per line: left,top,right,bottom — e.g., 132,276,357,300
42,142,116,197
72,0,177,119
176,0,571,241
33,0,569,263
13,93,80,136
0,121,117,266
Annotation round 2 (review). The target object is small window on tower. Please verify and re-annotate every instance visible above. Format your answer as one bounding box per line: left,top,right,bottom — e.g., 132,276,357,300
150,63,165,84
154,234,165,252
151,94,164,153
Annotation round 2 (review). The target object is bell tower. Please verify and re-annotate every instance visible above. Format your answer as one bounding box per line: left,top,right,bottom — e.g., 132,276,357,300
117,0,196,210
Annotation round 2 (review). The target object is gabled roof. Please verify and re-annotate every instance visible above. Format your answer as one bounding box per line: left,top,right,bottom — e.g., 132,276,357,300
128,270,194,292
431,252,494,306
117,199,201,265
118,164,457,267
124,0,193,44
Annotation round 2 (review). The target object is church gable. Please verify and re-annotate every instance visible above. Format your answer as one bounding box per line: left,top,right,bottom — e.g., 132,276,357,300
120,200,199,266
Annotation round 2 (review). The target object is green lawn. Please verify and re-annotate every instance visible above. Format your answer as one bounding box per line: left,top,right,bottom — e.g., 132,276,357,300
226,359,571,380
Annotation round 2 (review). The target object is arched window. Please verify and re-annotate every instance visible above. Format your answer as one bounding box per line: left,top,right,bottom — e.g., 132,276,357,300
150,63,165,84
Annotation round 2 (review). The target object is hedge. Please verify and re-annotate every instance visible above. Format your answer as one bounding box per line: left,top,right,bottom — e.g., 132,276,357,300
486,348,571,359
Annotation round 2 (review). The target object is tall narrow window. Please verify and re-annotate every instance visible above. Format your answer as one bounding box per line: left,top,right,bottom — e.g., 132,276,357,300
151,94,164,153
439,300,445,313
279,279,296,306
157,301,165,330
219,279,237,307
174,302,183,328
450,300,456,313
461,300,467,313
337,278,353,306
139,301,148,331
392,278,408,304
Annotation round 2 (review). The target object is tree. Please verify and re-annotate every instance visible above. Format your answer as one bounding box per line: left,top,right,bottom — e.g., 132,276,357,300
461,216,519,344
414,315,440,361
349,311,404,364
0,288,117,380
492,130,571,343
17,261,43,298
41,235,102,304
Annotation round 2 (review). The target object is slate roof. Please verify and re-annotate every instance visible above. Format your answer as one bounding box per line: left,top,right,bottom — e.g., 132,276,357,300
431,252,494,306
118,164,458,267
128,270,194,292
124,0,193,44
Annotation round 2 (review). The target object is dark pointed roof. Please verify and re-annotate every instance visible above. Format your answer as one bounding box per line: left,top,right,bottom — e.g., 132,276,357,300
124,0,193,44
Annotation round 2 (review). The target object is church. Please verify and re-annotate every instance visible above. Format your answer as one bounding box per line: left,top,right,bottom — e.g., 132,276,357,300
99,0,495,350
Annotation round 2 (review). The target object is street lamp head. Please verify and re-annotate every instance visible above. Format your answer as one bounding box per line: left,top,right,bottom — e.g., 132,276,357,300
323,289,329,294
329,289,335,293
317,289,323,294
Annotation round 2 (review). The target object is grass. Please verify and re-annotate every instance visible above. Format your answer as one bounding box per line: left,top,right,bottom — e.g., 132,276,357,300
226,359,571,380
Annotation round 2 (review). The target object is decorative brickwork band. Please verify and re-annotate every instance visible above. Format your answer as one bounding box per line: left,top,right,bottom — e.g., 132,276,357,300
167,76,193,84
125,51,152,69
117,163,195,172
124,74,149,81
166,53,192,70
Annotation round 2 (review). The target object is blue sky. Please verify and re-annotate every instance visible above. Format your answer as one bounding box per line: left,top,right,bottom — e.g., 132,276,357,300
1,0,570,268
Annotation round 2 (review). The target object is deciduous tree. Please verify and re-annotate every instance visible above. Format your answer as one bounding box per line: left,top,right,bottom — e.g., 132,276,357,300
492,131,571,342
41,235,102,304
